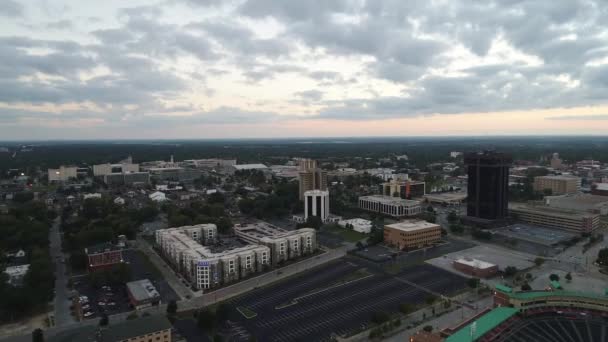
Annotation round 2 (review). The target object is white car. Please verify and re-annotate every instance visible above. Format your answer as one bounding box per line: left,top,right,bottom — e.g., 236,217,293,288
79,296,88,300
98,302,106,306
83,312,94,317
81,305,90,310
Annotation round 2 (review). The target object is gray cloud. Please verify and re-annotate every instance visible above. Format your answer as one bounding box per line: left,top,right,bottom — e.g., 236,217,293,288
294,90,324,101
547,115,608,121
2,0,608,133
46,20,72,30
0,0,23,17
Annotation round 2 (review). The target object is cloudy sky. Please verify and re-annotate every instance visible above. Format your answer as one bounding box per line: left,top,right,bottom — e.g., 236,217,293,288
2,0,608,140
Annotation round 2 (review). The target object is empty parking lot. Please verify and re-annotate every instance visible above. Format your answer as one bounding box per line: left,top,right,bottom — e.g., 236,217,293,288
226,258,467,341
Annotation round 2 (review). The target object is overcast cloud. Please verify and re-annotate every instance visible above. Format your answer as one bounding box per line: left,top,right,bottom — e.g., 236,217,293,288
1,0,608,139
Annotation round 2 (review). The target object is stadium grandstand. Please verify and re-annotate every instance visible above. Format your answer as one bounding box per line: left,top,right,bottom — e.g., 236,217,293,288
411,285,608,342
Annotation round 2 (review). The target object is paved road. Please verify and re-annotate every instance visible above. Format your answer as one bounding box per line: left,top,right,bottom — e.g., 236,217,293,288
136,236,194,300
49,216,75,327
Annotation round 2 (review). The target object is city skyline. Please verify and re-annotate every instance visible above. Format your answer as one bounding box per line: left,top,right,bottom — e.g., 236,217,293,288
2,0,608,139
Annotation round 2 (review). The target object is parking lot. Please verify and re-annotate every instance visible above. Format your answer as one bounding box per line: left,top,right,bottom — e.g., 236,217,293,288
71,248,178,320
72,281,131,320
427,244,536,277
354,236,476,265
226,258,467,341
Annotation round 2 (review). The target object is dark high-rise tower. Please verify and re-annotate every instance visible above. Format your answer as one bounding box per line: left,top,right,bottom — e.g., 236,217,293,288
465,151,512,221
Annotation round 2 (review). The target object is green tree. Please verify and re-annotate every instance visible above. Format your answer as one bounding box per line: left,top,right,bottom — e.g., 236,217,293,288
549,273,560,282
13,192,34,203
425,295,438,305
466,278,480,289
399,303,413,315
32,328,44,342
521,283,532,291
447,211,459,223
449,223,464,234
197,309,216,332
503,266,518,277
166,300,177,315
370,311,390,324
216,217,232,234
215,303,231,325
99,313,109,326
534,257,545,266
423,325,433,332
597,248,608,266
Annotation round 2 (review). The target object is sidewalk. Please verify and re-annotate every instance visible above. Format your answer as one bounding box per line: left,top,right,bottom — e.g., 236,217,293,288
341,291,492,342
136,236,195,300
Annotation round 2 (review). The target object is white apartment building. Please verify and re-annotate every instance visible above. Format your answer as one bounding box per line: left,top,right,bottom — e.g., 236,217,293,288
156,224,271,290
48,166,78,182
359,195,422,217
304,190,330,222
234,222,317,266
93,163,140,176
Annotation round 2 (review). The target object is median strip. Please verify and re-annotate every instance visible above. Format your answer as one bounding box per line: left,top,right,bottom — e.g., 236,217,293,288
237,306,257,319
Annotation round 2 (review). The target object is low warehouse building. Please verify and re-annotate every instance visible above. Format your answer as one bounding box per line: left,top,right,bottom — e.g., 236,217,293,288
452,258,498,278
126,279,161,309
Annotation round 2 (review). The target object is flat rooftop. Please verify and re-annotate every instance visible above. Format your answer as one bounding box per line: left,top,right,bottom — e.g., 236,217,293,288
595,183,608,191
126,279,160,302
546,194,608,210
424,192,467,201
536,175,580,180
385,220,439,232
454,258,496,270
509,203,598,219
359,195,421,206
495,223,576,246
234,221,287,238
233,164,268,170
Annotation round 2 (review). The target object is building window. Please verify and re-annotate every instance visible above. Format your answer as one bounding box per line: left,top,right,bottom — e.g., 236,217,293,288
245,256,252,269
229,260,235,273
208,230,214,240
306,236,312,248
279,243,285,255
293,240,299,252
261,253,268,264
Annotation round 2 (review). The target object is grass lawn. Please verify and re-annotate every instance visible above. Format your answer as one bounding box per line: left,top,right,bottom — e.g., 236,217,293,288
237,306,257,319
323,225,367,242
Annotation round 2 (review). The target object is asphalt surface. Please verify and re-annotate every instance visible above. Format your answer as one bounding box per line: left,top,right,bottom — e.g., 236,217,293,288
226,259,467,342
49,216,76,327
72,248,179,321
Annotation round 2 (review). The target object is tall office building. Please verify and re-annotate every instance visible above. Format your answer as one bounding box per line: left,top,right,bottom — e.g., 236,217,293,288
304,190,330,222
298,159,328,200
465,151,512,221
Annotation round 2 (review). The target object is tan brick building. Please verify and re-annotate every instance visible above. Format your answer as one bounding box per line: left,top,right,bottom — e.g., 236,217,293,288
102,315,172,342
533,175,581,195
383,220,441,250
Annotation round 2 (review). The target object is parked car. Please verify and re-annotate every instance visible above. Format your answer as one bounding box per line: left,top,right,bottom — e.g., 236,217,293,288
84,312,94,317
